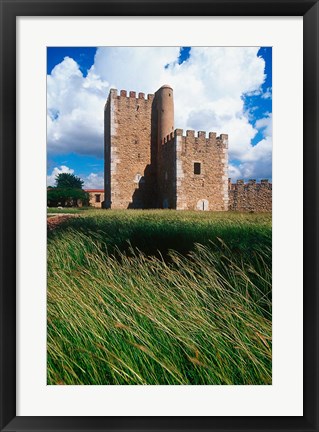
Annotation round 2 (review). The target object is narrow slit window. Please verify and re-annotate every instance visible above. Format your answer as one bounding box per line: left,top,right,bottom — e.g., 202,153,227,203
194,162,201,175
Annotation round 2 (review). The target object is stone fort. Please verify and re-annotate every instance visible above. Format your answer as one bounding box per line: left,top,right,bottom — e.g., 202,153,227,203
104,85,272,212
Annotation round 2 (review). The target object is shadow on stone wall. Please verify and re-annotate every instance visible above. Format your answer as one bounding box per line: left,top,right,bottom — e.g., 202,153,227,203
127,164,157,209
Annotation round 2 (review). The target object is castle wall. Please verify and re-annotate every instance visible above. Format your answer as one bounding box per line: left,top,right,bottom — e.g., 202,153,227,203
228,179,272,212
104,89,156,209
159,129,229,211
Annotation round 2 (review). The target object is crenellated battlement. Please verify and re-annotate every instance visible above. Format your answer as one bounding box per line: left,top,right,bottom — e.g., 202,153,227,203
161,129,228,148
162,132,175,144
228,178,272,190
109,88,154,100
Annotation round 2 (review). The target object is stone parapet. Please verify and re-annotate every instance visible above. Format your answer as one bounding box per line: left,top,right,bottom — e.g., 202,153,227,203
108,88,154,101
160,129,228,151
228,179,272,212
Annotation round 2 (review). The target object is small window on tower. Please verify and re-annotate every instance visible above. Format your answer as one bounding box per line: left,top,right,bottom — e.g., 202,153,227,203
194,162,201,175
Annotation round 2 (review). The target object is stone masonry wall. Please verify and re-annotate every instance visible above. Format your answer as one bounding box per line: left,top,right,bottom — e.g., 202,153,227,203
86,190,105,208
228,179,272,212
104,89,156,209
162,129,229,211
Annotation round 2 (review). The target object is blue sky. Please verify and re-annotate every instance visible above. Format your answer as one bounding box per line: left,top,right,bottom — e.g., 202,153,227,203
47,47,272,188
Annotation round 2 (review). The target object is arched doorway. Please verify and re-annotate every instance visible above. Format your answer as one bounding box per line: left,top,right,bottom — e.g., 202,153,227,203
163,198,169,209
196,199,209,211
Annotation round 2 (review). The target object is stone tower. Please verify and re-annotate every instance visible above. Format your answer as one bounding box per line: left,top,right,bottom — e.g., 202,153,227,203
104,85,229,211
156,85,174,145
104,89,156,209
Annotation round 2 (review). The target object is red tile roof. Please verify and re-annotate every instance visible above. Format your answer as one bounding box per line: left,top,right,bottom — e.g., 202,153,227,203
85,189,104,193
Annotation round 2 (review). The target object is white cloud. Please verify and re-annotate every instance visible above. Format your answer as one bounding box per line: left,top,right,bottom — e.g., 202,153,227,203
262,87,272,99
47,47,271,180
92,47,180,94
47,165,74,187
47,57,108,158
47,165,104,189
83,172,104,189
228,136,272,181
255,114,272,138
228,163,242,180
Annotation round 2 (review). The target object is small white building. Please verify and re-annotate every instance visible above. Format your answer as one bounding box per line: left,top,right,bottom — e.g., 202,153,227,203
85,189,105,208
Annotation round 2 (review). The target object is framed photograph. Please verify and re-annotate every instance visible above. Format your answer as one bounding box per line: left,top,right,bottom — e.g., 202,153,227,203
1,0,318,431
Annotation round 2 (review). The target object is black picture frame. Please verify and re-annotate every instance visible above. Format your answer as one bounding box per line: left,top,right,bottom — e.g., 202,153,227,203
1,0,318,431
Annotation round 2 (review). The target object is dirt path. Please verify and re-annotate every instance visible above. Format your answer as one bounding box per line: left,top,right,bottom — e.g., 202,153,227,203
47,214,80,231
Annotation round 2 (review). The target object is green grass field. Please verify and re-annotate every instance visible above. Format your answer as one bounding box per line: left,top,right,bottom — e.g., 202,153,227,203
47,210,272,385
47,207,92,214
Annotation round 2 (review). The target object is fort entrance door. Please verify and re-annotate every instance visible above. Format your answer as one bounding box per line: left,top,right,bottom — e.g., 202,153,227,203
197,199,209,211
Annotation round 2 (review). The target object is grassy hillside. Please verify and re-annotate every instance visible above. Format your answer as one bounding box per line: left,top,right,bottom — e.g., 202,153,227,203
47,210,272,385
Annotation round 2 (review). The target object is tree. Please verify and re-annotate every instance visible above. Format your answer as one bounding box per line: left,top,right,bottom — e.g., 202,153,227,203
47,187,89,207
55,173,84,189
47,173,89,207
